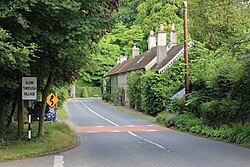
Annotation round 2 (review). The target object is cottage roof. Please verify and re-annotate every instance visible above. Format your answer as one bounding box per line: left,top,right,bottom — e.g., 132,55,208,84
104,44,184,77
151,44,184,72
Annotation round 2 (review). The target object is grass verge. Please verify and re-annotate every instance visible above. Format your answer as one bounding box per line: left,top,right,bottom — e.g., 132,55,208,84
0,121,77,162
58,106,69,119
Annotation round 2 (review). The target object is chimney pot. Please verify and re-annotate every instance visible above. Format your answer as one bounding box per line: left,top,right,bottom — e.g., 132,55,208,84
157,24,167,64
171,24,176,31
118,55,127,64
160,24,164,31
132,45,140,58
148,30,156,50
170,23,177,46
150,30,154,35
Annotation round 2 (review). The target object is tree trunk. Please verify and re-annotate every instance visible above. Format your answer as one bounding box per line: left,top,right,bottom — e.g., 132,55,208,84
18,97,24,137
7,99,17,128
18,79,24,137
38,72,55,137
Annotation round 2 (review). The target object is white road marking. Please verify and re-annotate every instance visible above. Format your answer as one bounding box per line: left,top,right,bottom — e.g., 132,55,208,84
53,156,64,167
146,130,157,132
126,125,135,127
81,102,165,150
128,131,166,150
111,130,122,133
87,131,98,133
81,102,119,127
96,126,104,128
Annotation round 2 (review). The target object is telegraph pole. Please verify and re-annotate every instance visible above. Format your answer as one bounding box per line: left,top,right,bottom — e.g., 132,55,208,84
184,0,189,96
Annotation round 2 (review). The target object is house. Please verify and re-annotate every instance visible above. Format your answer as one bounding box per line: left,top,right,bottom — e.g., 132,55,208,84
104,24,185,105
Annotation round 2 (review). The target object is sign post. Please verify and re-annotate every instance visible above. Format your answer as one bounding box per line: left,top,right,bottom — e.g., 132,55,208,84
22,77,37,141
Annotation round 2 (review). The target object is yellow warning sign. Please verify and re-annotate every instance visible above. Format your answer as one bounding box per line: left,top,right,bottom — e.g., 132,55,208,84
46,93,58,107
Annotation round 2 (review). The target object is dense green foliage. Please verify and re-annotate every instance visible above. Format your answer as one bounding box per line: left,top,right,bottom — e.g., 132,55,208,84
156,112,250,145
189,0,250,49
187,43,250,125
102,77,112,101
78,0,184,87
75,86,101,98
140,72,167,116
0,0,118,135
127,71,143,110
102,0,250,144
112,87,125,105
126,49,187,116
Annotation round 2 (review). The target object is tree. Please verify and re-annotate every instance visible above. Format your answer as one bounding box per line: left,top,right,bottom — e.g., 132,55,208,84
0,0,119,137
114,0,144,27
189,0,250,49
0,28,36,135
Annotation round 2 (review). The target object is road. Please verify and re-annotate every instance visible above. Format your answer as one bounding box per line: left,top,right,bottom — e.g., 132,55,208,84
1,98,250,167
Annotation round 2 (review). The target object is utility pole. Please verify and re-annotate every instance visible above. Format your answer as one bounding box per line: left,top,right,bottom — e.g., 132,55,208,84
184,0,189,97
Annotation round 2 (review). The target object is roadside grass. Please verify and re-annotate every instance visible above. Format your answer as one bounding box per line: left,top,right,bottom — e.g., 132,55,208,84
0,121,77,162
101,101,156,123
58,106,69,119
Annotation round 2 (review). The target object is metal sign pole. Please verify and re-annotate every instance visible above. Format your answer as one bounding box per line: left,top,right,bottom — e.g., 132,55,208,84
28,106,32,141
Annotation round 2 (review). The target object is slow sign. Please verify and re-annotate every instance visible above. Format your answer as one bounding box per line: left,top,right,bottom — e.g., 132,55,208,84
22,77,37,100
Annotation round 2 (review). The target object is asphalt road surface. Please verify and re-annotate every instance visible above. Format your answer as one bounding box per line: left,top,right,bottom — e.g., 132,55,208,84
1,98,250,167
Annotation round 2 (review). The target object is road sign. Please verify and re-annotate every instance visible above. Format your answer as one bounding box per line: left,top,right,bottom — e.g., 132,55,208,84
22,77,37,100
46,93,58,107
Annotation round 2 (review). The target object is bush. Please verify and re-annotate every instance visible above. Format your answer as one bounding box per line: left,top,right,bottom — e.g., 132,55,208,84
160,112,250,145
140,72,167,116
76,85,101,98
81,87,89,98
112,87,124,105
188,46,250,125
102,93,111,101
87,87,101,97
156,112,169,125
127,71,143,110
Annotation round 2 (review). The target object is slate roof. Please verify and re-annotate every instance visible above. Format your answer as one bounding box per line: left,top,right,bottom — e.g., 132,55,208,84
151,44,184,71
105,44,184,77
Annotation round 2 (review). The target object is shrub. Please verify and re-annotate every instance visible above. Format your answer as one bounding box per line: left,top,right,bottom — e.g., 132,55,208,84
88,87,101,97
102,93,111,101
156,112,169,125
112,87,124,105
140,71,167,116
160,111,250,145
127,71,143,110
81,87,89,98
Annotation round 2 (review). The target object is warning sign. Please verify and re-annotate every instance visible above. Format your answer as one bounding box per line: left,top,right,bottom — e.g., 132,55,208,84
46,93,58,107
22,77,37,100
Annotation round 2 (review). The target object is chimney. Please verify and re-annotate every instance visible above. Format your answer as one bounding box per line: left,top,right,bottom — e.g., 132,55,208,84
132,45,140,58
157,24,167,64
148,30,156,50
117,55,127,64
170,24,177,46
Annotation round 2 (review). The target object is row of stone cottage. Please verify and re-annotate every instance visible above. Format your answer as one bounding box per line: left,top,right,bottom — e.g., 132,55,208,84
104,24,187,106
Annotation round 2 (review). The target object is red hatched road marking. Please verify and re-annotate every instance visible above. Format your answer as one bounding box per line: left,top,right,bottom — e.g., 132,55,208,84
75,125,171,133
